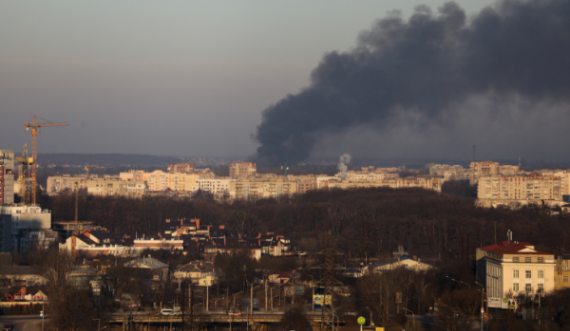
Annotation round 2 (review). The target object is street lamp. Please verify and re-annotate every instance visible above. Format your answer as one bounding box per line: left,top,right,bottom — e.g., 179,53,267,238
445,276,471,289
475,281,485,331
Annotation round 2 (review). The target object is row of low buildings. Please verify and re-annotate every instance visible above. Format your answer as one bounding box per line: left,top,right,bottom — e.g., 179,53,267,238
44,162,448,201
59,217,294,260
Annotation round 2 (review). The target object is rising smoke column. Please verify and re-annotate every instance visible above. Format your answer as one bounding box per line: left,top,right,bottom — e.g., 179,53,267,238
253,0,570,166
338,154,352,179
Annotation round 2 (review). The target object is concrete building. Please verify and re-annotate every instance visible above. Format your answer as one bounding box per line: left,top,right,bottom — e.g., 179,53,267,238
0,214,12,252
428,164,470,181
476,241,555,299
555,255,570,290
229,178,297,200
0,205,51,230
476,175,564,208
229,162,256,178
0,205,52,252
86,176,147,197
18,229,59,253
197,177,231,198
167,163,195,174
133,235,184,251
46,175,147,198
341,168,399,182
326,175,445,193
0,150,15,205
470,161,500,185
120,170,209,193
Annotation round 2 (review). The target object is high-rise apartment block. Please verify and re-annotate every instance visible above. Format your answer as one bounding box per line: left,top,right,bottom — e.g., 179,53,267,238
0,150,14,205
470,161,500,184
229,162,256,178
476,175,564,208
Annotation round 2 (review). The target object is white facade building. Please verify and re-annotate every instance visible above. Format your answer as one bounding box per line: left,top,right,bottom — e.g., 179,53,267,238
477,241,555,299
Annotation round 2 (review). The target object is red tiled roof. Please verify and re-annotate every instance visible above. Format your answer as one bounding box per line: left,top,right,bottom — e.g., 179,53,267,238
480,241,549,255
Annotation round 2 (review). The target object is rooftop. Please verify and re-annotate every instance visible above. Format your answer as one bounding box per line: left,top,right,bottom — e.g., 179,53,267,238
480,241,550,255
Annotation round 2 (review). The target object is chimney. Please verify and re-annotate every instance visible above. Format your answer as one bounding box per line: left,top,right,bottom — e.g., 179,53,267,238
159,233,162,239
219,225,225,229
258,233,262,238
239,234,242,240
224,236,226,246
166,219,170,223
180,219,183,227
413,255,418,261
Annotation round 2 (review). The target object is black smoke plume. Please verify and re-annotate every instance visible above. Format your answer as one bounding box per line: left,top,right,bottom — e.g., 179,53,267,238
253,0,570,166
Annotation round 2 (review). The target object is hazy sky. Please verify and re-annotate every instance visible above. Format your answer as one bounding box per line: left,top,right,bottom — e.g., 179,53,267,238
3,0,559,161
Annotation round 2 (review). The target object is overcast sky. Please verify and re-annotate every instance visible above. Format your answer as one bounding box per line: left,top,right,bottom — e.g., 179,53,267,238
3,0,563,162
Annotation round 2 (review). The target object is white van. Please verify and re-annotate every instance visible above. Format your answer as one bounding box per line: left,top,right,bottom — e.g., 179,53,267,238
161,309,175,316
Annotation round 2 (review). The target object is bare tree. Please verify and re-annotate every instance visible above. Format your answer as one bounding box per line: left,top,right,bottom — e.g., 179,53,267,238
359,268,403,328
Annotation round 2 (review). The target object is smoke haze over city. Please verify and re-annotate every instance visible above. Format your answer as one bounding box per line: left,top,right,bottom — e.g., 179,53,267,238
1,0,569,164
254,0,570,165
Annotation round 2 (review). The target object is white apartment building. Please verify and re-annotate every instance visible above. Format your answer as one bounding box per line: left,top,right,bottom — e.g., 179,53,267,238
197,178,231,195
120,170,210,192
476,241,555,299
229,178,298,200
0,150,14,205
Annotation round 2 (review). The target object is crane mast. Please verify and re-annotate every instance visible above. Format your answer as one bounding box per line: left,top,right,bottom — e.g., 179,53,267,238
15,144,33,205
23,115,69,205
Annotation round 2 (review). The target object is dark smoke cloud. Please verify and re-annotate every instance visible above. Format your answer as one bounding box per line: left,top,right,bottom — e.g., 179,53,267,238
253,0,570,166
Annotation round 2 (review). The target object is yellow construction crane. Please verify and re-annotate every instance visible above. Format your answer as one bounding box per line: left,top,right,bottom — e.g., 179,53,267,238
85,165,98,179
23,115,69,205
15,144,34,205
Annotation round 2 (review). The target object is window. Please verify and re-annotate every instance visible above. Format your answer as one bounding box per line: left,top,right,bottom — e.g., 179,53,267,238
538,257,544,263
525,257,532,263
538,270,544,279
564,276,569,282
537,283,544,292
513,270,519,278
513,257,520,262
525,284,532,292
526,270,532,279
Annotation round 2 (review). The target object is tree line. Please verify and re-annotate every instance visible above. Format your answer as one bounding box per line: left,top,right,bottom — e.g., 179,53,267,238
42,182,570,259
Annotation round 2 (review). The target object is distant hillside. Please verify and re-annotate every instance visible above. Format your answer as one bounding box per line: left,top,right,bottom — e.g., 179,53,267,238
38,153,185,166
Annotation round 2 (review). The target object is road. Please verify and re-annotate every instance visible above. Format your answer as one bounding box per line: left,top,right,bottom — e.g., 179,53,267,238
0,316,45,331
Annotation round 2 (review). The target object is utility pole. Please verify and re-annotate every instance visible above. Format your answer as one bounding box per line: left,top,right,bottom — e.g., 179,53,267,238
265,278,268,311
206,282,209,311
